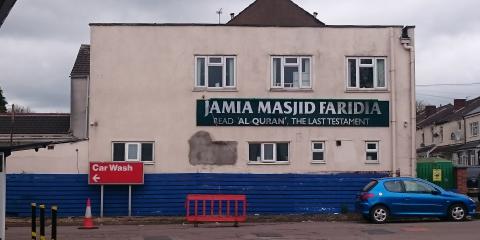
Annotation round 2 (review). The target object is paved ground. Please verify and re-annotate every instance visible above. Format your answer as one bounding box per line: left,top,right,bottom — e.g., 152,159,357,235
6,220,480,240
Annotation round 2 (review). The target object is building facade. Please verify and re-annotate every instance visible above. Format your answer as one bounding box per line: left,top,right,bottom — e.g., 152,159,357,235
6,0,416,216
416,98,480,166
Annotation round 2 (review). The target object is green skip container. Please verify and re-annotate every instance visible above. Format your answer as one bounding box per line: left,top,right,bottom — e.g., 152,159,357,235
417,157,454,190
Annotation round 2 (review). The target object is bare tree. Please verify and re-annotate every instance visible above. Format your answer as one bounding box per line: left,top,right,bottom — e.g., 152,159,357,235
7,104,33,113
0,86,7,113
416,100,428,113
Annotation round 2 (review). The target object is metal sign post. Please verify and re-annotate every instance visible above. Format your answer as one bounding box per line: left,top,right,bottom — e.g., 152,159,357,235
100,185,104,218
0,152,5,240
89,162,143,218
99,185,132,217
128,185,132,217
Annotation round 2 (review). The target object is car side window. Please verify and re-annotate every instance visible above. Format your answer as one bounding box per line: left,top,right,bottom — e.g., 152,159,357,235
403,180,436,193
384,180,404,193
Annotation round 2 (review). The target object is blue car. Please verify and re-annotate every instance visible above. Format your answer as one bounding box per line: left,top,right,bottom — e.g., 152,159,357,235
356,177,476,223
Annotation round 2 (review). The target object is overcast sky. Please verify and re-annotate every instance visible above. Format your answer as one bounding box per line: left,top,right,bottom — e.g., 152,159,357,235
1,0,480,112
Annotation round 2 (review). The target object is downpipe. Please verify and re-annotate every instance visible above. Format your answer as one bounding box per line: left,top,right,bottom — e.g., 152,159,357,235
401,28,416,177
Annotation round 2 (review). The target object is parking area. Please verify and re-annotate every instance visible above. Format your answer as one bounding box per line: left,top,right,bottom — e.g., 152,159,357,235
6,220,480,240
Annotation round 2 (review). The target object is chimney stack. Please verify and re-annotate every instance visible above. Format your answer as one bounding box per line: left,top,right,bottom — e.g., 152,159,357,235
230,13,235,19
424,105,437,117
453,99,466,111
313,12,318,18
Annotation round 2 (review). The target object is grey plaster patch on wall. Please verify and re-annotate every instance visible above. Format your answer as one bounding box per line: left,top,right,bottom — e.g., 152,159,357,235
188,131,237,165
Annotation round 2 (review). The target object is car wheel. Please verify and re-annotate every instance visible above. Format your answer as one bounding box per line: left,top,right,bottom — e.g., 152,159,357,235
449,204,466,221
370,205,389,224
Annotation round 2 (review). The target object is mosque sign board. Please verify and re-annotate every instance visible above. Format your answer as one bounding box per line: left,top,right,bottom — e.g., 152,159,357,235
196,98,389,127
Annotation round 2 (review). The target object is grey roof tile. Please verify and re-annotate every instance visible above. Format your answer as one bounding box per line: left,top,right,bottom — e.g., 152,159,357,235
227,0,325,27
0,113,70,134
70,44,90,77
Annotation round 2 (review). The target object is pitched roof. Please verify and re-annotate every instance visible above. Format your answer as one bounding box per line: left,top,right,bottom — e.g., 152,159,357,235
416,104,452,128
417,96,480,128
458,140,480,150
431,143,464,154
466,106,480,117
443,97,480,122
227,0,325,27
0,0,16,28
0,113,70,134
70,44,90,77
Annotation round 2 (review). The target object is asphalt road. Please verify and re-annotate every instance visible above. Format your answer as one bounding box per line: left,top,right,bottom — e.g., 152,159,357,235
6,220,480,240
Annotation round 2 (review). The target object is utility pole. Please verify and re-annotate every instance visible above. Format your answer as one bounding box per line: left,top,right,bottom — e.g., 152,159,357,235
9,104,14,147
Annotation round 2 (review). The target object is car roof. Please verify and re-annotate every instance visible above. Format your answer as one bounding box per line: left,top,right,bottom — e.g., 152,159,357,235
374,177,423,181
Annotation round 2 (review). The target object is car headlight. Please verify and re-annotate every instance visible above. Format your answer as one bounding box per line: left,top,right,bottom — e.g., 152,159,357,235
468,197,476,203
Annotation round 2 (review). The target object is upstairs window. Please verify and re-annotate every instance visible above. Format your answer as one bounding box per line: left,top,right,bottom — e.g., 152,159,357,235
439,126,444,142
272,56,311,89
113,142,154,162
430,126,435,143
195,56,235,89
471,122,479,137
347,57,387,90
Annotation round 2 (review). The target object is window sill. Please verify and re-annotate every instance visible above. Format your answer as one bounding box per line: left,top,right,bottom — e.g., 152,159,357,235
270,88,313,92
345,89,389,93
365,161,380,164
248,162,290,165
311,161,326,164
114,161,155,165
193,88,238,92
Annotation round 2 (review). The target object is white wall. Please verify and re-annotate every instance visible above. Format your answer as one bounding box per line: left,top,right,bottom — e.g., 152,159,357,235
6,141,88,174
88,25,415,175
71,77,89,139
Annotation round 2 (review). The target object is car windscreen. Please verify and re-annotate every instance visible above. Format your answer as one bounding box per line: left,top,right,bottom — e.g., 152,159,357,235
362,180,378,192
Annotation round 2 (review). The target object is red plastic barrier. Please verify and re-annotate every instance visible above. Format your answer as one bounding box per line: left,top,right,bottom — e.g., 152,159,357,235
185,194,247,226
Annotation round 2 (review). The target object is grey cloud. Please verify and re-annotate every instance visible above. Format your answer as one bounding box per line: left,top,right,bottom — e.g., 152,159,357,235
1,0,480,111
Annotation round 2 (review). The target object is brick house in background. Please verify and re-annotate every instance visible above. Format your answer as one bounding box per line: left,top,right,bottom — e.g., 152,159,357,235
416,97,480,166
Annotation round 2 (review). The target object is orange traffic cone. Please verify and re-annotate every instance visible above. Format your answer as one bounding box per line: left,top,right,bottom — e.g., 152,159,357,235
79,198,98,229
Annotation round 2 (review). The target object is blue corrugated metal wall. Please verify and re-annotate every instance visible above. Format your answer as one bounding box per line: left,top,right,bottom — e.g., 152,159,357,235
6,173,387,217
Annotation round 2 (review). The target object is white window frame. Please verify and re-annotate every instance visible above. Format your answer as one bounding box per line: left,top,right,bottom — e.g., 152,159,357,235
460,152,468,166
439,126,444,142
431,126,435,143
261,143,276,162
471,122,479,137
195,55,236,89
111,141,155,163
126,143,141,161
346,57,387,90
469,151,476,166
248,142,289,164
311,141,326,163
365,141,379,163
271,56,312,89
